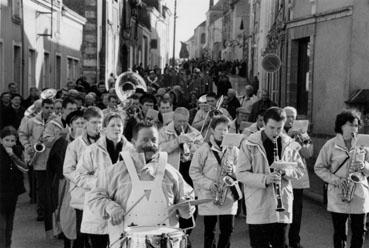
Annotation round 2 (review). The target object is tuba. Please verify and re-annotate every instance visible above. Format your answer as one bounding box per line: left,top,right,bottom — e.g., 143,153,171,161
25,88,57,118
114,71,147,110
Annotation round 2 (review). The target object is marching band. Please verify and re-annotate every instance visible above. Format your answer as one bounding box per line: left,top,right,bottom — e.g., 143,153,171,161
1,72,369,248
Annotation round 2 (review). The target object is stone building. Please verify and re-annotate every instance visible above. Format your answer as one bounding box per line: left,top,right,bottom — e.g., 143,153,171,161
0,0,86,95
63,0,121,86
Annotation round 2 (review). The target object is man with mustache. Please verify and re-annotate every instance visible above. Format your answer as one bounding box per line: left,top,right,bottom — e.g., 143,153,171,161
87,122,195,248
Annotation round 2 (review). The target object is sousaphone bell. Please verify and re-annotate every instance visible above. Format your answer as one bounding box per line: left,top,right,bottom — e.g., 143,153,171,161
114,71,147,109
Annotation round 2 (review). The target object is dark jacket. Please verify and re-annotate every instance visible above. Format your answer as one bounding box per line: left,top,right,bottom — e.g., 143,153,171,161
227,96,241,119
249,99,278,122
0,144,26,198
1,106,25,129
44,136,69,231
216,76,232,97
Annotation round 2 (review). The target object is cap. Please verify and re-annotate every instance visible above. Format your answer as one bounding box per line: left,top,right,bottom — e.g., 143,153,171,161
66,110,85,126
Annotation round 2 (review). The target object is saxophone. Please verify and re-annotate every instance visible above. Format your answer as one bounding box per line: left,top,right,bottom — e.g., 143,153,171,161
213,152,237,206
272,137,285,212
342,133,366,202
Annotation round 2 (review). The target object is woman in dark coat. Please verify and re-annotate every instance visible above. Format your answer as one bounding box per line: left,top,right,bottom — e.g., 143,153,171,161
0,126,27,248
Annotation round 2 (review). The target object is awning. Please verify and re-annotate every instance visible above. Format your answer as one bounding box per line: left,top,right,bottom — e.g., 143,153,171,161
345,89,369,105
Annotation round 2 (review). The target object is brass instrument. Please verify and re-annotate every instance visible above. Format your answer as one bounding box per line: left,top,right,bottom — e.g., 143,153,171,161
25,89,57,118
200,95,224,138
114,71,147,110
272,137,285,212
342,133,366,203
295,132,312,145
181,126,191,162
28,141,46,166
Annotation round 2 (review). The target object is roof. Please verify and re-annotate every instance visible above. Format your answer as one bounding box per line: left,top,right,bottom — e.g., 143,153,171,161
345,89,369,105
210,0,228,11
194,21,206,30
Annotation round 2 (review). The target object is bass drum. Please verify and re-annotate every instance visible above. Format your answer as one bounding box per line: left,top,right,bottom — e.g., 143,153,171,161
120,226,187,248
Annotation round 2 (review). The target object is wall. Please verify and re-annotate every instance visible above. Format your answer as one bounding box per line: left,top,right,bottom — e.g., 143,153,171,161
0,0,85,95
312,17,351,134
149,6,170,69
349,0,369,93
291,0,352,19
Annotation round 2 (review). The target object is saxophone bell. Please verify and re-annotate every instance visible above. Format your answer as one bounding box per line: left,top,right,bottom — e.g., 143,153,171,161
29,142,46,166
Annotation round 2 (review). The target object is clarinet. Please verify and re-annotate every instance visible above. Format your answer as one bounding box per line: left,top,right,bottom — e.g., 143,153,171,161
273,137,285,212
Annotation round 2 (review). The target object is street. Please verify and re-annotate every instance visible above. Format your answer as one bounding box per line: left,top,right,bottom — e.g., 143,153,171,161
12,191,369,248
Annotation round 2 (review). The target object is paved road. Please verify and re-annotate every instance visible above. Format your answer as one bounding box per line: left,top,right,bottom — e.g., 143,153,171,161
12,193,369,248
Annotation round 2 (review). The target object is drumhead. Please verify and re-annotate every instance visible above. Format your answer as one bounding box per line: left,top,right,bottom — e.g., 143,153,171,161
124,226,184,237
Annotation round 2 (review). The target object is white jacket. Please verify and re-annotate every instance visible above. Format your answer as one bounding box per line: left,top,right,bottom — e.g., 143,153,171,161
159,122,203,169
190,137,239,215
63,133,94,210
77,136,134,234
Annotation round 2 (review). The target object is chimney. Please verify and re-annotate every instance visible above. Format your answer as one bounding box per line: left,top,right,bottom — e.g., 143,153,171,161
209,0,214,9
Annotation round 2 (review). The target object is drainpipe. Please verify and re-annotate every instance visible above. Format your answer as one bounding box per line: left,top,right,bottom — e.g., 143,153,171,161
20,0,25,95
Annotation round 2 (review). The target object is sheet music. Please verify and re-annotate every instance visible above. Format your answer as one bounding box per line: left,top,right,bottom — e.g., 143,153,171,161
356,134,369,147
291,120,309,133
221,133,244,147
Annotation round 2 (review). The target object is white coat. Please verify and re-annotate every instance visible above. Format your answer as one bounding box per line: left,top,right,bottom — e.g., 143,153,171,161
236,131,305,224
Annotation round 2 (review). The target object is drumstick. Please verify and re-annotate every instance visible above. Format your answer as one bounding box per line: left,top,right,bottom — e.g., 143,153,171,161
124,190,151,217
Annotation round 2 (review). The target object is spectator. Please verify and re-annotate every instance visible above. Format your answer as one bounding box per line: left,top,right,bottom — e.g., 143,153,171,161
215,72,232,97
249,89,277,122
1,94,25,129
23,87,40,109
239,85,258,114
8,83,18,95
226,88,241,119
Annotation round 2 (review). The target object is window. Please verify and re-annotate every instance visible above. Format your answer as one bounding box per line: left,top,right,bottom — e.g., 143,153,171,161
42,52,50,88
55,55,61,89
67,58,73,81
13,45,21,87
11,0,21,23
200,33,206,44
28,49,36,87
67,57,80,82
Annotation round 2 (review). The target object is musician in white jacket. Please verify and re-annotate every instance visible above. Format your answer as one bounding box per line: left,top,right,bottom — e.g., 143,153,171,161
63,106,103,247
190,116,239,248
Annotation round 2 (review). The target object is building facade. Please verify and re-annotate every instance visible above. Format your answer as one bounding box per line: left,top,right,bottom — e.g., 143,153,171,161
0,0,86,95
63,0,121,86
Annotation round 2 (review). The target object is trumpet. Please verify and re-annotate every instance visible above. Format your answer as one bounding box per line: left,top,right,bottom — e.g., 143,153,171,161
28,142,46,166
342,133,366,203
181,126,191,162
272,137,285,212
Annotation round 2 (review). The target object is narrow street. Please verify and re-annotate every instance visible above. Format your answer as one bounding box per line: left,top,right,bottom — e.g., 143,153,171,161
12,191,369,248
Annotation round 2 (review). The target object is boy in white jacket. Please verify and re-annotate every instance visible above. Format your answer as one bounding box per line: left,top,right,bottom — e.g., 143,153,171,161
63,106,103,247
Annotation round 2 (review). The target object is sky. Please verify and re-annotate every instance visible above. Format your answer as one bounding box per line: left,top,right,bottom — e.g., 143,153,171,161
174,0,217,57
